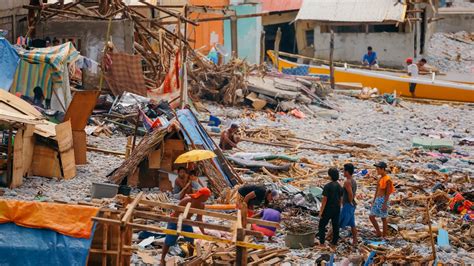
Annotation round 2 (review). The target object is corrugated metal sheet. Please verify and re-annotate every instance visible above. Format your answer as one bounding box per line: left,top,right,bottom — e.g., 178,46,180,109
261,0,303,12
296,0,407,23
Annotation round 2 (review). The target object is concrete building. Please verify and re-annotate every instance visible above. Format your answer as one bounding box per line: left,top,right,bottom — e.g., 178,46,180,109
223,1,263,64
0,0,29,43
295,0,439,68
436,7,474,32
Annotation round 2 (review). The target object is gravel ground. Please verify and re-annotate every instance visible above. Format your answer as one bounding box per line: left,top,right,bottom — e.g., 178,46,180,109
1,135,127,202
204,96,474,264
452,0,474,7
426,31,474,74
2,95,473,264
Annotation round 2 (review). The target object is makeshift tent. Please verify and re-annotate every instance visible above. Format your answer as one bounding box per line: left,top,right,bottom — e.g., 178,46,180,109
0,200,99,265
0,38,20,90
10,42,80,112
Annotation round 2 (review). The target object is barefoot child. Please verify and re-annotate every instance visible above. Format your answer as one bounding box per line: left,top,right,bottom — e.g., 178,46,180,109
340,163,358,245
369,162,395,238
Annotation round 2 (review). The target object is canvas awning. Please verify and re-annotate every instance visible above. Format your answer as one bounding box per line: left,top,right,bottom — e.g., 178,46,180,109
295,0,407,23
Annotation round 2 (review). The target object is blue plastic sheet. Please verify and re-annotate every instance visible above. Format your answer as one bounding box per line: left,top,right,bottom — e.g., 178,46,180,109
177,109,235,186
0,222,96,266
0,38,20,90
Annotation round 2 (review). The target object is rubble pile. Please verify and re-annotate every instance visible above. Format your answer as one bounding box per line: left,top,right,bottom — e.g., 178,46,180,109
427,31,474,73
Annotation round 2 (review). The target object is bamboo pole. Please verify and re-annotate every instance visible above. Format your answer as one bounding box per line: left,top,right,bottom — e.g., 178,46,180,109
98,17,113,91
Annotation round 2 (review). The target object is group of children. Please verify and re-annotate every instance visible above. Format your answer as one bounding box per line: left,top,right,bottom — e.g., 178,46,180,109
317,162,395,247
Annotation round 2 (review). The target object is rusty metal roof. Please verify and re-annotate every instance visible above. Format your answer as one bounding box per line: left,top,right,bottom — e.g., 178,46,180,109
296,0,407,23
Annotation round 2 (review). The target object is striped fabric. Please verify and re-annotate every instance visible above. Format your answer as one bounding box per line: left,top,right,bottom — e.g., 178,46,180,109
10,60,53,98
10,42,80,98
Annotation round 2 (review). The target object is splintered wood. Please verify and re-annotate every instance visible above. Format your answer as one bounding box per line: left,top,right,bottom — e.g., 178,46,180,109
24,1,192,90
89,195,285,266
188,57,259,106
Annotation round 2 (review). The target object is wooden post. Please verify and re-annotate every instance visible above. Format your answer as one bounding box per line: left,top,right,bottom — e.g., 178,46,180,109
102,212,109,266
230,16,238,57
426,200,437,260
274,27,282,70
329,29,335,90
179,5,188,109
6,127,13,186
236,203,248,265
98,17,113,91
260,30,266,65
125,136,132,159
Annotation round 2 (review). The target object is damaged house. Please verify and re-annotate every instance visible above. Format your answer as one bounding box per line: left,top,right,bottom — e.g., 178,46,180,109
295,0,439,67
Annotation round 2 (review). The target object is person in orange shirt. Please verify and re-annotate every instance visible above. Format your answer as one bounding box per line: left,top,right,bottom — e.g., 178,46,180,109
369,162,395,238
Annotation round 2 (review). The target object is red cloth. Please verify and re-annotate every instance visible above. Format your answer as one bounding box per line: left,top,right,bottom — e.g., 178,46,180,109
163,50,180,93
190,187,212,199
251,224,275,237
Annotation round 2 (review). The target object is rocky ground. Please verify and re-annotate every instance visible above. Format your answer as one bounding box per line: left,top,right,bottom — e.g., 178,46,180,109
1,136,126,202
426,31,474,74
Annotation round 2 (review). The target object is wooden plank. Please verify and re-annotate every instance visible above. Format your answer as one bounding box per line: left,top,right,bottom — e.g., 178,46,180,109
31,145,62,178
87,146,126,156
140,199,280,228
55,121,76,179
177,202,191,233
0,110,41,125
22,124,35,176
0,89,42,118
121,192,144,226
64,90,100,131
73,130,87,164
129,223,265,250
262,257,282,265
148,149,162,169
133,211,262,237
11,129,24,188
34,121,57,138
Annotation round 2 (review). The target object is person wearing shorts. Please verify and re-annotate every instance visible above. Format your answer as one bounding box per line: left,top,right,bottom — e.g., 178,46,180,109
161,188,212,265
369,162,395,238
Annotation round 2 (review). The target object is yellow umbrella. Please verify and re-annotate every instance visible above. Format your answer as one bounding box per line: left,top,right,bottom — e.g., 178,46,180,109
174,149,216,164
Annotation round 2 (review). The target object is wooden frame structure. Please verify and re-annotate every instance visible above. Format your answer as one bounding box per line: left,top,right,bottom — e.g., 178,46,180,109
89,193,281,265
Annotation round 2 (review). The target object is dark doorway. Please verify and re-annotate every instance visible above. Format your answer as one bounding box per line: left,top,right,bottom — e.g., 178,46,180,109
264,22,297,61
420,8,427,54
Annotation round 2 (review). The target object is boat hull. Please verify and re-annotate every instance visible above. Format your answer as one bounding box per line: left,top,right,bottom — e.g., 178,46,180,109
268,52,474,103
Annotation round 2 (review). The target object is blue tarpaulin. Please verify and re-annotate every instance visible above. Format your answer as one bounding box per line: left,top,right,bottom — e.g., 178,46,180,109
177,109,235,186
0,38,20,90
0,222,95,266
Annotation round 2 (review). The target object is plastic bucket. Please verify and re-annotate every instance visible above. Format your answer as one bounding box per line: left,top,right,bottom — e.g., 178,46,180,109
285,231,316,249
